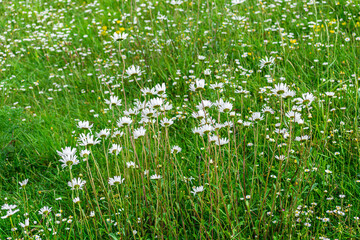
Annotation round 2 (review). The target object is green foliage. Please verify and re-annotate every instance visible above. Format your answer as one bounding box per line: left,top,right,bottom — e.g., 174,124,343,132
0,0,360,239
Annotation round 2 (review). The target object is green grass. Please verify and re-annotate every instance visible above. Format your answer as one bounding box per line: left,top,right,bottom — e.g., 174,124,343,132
0,0,360,239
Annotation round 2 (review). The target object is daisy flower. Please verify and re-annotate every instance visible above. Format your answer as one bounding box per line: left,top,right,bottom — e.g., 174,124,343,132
108,176,125,186
112,32,128,42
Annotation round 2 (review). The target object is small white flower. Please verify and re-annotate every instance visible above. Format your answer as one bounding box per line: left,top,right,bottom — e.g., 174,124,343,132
215,138,229,146
68,178,86,190
171,146,182,154
112,32,128,41
272,83,289,96
232,0,246,5
105,96,122,109
108,176,125,186
19,218,29,228
78,133,101,147
19,179,29,188
77,121,93,130
117,116,133,128
191,186,205,196
126,65,143,77
259,56,275,69
96,129,111,139
126,161,138,168
189,79,205,92
133,126,146,139
249,112,264,122
160,117,174,127
1,208,20,219
38,206,52,216
150,174,162,180
109,144,122,155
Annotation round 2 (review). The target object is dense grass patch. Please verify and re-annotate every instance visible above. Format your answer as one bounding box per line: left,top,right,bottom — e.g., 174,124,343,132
0,0,360,239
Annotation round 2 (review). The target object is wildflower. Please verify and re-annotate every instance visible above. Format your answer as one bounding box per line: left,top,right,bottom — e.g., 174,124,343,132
117,116,133,127
218,101,233,113
126,161,138,168
232,0,246,5
295,135,310,142
59,153,79,169
141,87,156,96
1,208,20,219
232,16,246,21
275,155,286,161
272,83,289,96
39,206,52,216
171,146,182,154
133,126,146,139
150,174,162,180
259,56,275,69
148,97,163,109
109,176,125,186
282,90,296,99
126,65,143,77
112,32,128,42
105,96,122,109
73,197,81,204
19,218,29,228
249,112,264,122
80,149,91,158
196,100,212,110
160,102,173,112
201,124,214,134
215,138,229,146
109,144,122,155
209,82,224,90
112,130,124,138
192,110,206,120
262,106,274,114
78,133,101,146
57,147,77,158
96,129,111,139
204,69,212,75
142,108,155,118
68,178,86,190
191,186,205,195
123,108,139,116
301,93,316,105
160,117,174,127
1,204,19,219
325,92,335,97
189,79,205,91
19,179,29,188
77,121,93,130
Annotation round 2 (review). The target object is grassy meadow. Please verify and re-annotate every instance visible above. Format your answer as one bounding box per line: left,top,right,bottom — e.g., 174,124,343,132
0,0,360,239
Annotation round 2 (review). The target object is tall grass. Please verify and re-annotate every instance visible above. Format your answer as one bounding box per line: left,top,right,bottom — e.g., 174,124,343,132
0,0,360,239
